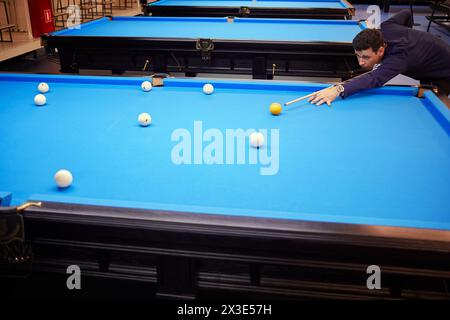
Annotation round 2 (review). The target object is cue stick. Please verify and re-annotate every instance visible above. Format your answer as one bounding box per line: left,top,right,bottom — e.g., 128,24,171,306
284,88,329,106
284,69,375,106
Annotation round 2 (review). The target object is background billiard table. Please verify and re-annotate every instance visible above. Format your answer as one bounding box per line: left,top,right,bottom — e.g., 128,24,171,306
140,0,356,20
42,16,367,79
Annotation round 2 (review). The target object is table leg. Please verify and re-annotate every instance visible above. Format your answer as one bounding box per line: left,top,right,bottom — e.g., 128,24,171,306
1,0,10,24
410,1,421,26
427,1,439,32
384,0,390,13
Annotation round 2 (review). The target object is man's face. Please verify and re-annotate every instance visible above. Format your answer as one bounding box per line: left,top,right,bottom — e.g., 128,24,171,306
355,47,385,70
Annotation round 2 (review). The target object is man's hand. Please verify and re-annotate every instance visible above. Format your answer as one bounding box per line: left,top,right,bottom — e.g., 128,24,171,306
308,86,340,106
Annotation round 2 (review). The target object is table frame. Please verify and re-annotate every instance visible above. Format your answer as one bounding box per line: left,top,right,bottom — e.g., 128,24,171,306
141,0,355,20
16,199,450,299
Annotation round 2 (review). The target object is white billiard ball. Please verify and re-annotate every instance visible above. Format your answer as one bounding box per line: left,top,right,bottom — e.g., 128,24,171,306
138,112,152,126
38,82,50,93
203,83,214,95
54,169,73,188
141,81,152,92
34,94,46,106
250,132,265,148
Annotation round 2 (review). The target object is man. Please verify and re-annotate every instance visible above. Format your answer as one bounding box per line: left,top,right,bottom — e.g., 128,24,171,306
309,9,450,106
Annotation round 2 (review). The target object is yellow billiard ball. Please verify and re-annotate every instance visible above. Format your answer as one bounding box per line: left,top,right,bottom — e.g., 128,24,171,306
269,102,282,115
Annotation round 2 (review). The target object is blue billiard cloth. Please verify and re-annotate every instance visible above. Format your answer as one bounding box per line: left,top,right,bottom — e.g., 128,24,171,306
343,9,450,97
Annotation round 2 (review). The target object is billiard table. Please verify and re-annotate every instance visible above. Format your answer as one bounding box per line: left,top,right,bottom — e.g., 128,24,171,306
42,16,367,79
1,73,450,299
140,0,355,20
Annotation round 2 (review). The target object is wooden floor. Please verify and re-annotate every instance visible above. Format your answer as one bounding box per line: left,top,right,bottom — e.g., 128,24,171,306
0,4,140,62
0,32,41,62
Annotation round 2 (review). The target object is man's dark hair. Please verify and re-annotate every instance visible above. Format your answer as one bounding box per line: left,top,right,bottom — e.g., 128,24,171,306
353,29,386,52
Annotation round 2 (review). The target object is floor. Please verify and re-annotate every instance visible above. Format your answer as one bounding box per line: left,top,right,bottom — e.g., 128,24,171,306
0,3,141,62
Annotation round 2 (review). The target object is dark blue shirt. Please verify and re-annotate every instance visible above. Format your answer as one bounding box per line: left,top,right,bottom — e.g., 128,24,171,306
343,9,450,98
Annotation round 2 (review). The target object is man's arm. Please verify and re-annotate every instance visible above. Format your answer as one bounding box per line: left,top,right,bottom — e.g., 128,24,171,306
381,9,413,28
308,54,407,105
308,39,410,105
342,54,407,98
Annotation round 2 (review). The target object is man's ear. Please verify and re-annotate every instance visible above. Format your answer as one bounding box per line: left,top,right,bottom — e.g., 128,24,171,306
378,46,385,57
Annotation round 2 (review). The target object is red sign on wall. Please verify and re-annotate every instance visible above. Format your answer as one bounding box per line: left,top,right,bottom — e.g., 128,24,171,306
43,9,53,24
